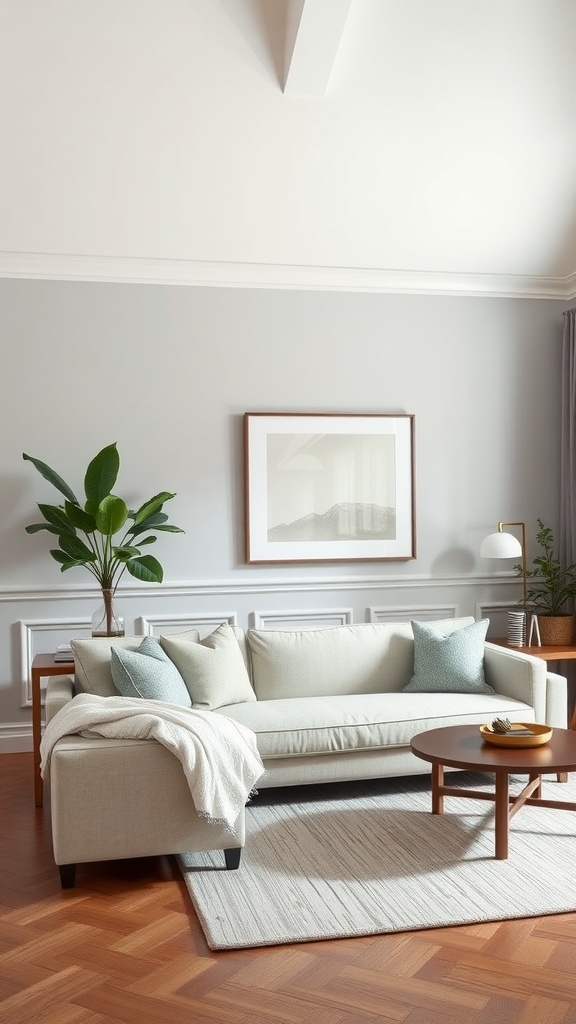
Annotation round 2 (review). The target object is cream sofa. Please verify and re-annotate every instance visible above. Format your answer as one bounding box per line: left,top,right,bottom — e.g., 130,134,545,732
43,616,567,887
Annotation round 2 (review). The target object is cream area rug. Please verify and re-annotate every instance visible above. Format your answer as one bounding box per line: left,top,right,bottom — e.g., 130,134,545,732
177,772,576,950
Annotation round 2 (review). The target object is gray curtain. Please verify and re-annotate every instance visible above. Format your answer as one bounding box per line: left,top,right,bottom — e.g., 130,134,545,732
560,307,576,567
559,309,576,726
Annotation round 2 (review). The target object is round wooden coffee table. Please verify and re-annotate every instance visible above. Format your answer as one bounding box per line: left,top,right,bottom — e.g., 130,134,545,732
410,725,576,859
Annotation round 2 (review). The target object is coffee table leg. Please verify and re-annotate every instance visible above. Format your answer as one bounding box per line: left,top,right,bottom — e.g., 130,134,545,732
431,762,444,814
529,771,542,798
494,769,509,859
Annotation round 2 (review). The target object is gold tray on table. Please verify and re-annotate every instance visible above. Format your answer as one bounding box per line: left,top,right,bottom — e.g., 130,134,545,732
479,723,553,748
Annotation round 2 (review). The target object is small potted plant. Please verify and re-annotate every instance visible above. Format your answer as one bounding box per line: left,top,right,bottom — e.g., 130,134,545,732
23,442,184,636
517,519,576,645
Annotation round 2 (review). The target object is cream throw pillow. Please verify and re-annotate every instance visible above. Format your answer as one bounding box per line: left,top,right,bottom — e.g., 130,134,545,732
71,636,144,696
160,623,256,710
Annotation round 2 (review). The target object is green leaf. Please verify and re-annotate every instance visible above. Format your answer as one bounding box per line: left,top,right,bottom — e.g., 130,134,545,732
37,504,77,536
50,549,74,564
23,453,78,504
133,492,176,525
64,500,96,533
84,444,119,504
152,524,185,533
50,551,91,571
25,523,62,536
113,545,141,561
125,554,164,583
58,533,97,561
127,512,168,537
95,495,128,536
134,535,156,546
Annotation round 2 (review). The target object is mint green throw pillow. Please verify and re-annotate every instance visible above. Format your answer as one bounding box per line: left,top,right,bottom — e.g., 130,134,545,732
403,618,493,693
110,636,192,707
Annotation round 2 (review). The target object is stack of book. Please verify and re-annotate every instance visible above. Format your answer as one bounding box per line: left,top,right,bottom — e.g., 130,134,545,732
54,643,73,663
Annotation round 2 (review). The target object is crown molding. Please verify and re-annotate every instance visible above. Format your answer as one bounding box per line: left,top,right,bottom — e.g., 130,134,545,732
564,270,576,302
0,250,574,299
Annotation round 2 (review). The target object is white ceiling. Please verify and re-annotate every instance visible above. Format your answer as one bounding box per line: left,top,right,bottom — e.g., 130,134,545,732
1,0,575,297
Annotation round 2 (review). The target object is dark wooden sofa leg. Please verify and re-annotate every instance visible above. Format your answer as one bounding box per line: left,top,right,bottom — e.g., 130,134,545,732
59,864,77,889
224,848,241,870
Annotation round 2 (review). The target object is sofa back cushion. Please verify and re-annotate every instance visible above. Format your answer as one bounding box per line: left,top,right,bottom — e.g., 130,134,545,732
71,636,149,696
246,618,476,700
71,630,199,697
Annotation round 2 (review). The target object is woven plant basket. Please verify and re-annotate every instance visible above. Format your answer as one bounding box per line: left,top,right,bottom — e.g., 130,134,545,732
537,614,575,646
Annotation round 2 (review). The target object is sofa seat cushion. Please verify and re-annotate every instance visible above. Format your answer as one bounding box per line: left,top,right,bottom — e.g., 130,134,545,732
216,692,535,759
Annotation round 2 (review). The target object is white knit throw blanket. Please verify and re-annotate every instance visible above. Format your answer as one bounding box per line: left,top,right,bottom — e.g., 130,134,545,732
40,693,265,833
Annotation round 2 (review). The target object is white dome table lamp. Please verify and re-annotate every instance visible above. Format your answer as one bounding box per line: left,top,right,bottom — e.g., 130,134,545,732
480,521,532,646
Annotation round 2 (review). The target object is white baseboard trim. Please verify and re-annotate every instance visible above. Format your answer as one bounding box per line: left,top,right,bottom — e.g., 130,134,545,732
0,724,32,754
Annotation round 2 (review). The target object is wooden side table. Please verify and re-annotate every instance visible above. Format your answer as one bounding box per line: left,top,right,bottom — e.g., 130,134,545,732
32,654,74,807
490,638,576,729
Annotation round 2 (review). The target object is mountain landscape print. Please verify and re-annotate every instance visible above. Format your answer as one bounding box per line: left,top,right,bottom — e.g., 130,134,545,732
268,501,396,542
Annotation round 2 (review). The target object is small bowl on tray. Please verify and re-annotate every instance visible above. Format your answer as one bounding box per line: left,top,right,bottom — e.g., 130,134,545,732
479,722,553,748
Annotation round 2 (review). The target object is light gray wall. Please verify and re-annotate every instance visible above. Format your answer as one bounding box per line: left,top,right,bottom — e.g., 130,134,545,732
0,278,565,747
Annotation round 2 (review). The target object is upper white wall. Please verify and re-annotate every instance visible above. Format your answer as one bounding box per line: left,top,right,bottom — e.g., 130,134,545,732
3,279,563,588
0,0,575,295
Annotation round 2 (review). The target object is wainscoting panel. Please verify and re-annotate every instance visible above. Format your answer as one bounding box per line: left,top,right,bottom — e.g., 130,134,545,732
250,609,353,630
18,617,90,707
368,604,459,623
136,612,237,638
475,601,521,638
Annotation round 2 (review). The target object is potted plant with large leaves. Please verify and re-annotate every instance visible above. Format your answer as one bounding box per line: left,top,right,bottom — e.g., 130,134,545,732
516,519,576,645
23,443,184,636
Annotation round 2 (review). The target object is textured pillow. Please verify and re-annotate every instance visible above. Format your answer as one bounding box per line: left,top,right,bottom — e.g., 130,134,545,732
403,618,494,693
160,623,256,710
110,636,192,706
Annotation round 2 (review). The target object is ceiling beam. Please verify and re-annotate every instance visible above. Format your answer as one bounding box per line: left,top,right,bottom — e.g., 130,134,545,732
283,0,352,97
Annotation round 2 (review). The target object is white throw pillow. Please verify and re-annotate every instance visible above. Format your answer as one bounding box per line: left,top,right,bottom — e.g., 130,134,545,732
160,623,256,710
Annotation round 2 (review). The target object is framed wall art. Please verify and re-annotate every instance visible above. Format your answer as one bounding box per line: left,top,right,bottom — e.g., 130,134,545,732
244,412,415,564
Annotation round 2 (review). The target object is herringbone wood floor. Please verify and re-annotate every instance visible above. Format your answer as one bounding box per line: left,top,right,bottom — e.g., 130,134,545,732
2,754,576,1024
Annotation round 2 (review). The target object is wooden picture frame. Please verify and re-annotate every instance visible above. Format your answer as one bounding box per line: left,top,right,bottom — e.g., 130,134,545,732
244,412,416,564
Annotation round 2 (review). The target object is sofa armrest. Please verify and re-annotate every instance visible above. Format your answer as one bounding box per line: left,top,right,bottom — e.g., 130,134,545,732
483,643,566,726
545,671,568,728
45,674,75,724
